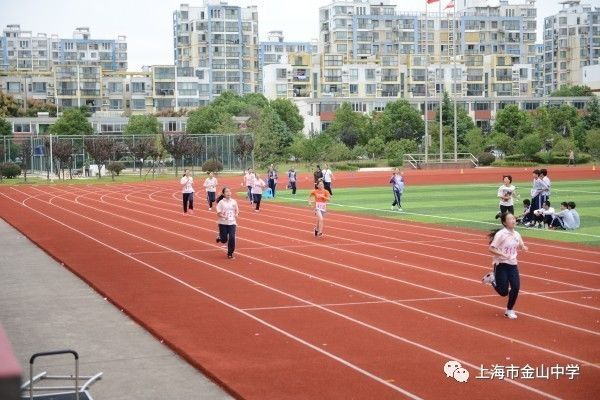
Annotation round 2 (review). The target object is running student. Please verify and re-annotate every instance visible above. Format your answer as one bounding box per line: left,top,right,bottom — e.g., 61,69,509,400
215,187,239,259
242,167,254,204
482,212,528,319
180,169,195,215
322,163,334,195
496,175,516,219
287,167,297,195
308,180,331,237
389,168,404,211
251,172,267,212
203,171,218,210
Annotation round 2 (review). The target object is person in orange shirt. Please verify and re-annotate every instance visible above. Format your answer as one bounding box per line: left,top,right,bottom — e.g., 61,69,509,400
308,179,331,237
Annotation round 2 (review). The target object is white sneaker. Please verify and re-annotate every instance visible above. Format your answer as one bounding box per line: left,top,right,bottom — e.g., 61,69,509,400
482,272,495,285
504,310,518,319
391,205,396,210
397,207,403,212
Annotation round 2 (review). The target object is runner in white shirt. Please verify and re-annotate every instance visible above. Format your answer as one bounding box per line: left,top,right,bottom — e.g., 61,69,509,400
215,187,239,259
495,175,517,219
179,169,195,215
203,172,218,210
322,163,334,196
251,172,267,212
242,168,254,204
482,213,528,320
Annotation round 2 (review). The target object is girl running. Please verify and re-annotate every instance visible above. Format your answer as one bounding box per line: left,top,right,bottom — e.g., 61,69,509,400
242,167,254,204
215,187,239,259
482,212,528,319
495,175,517,219
308,179,331,237
180,169,195,215
389,168,404,211
203,171,218,210
251,172,267,212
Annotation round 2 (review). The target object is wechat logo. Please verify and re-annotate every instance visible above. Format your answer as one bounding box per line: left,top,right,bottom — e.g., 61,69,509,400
444,360,470,383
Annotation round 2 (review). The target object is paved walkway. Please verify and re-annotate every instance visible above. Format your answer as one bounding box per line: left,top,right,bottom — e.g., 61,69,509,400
0,219,231,400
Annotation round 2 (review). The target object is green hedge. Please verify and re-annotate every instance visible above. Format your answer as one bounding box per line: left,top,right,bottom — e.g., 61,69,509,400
491,160,538,167
347,161,378,168
333,163,359,171
202,159,224,172
505,153,592,165
0,162,21,178
387,159,404,167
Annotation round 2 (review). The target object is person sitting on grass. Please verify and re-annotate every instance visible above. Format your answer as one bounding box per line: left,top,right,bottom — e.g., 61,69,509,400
549,202,576,230
516,199,532,226
568,201,580,229
532,200,554,229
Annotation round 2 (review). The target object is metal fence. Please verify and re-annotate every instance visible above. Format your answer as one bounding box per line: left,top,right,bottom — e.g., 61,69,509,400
1,133,253,176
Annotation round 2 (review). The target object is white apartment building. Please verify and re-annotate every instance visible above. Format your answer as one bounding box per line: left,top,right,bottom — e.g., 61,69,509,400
173,1,259,100
543,0,600,94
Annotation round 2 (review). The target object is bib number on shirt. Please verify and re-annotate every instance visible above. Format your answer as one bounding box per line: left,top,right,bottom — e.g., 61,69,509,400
315,202,327,212
225,210,235,221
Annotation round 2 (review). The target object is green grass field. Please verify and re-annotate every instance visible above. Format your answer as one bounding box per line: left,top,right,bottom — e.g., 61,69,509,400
273,180,600,247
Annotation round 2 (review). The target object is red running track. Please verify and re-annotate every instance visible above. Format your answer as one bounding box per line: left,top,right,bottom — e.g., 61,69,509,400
1,169,599,399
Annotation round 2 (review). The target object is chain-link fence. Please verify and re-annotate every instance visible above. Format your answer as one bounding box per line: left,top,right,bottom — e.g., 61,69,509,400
1,133,254,177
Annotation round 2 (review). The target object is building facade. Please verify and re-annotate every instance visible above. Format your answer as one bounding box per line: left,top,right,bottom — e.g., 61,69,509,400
0,25,127,72
173,1,259,101
543,0,600,95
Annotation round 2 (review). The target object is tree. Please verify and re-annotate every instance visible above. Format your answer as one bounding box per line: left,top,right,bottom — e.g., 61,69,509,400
550,85,593,97
50,108,93,135
52,140,75,179
243,93,269,109
463,128,487,155
582,97,600,130
324,103,368,149
439,91,476,146
488,132,517,156
367,137,385,159
107,162,125,181
270,98,305,134
518,134,543,160
375,100,425,142
84,137,114,178
124,115,161,135
548,104,578,137
19,140,32,182
251,107,293,163
186,106,236,134
128,137,157,178
161,133,193,176
0,117,11,136
0,90,20,117
233,134,254,169
492,104,533,139
586,129,600,162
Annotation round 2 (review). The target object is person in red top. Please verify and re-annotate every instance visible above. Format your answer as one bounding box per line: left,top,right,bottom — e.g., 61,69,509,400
308,179,331,237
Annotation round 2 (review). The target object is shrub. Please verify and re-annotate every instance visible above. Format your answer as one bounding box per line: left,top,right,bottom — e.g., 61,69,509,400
202,159,224,172
333,163,358,171
476,152,496,166
387,159,404,167
0,162,21,178
491,160,538,167
347,161,378,168
106,162,125,176
325,142,352,162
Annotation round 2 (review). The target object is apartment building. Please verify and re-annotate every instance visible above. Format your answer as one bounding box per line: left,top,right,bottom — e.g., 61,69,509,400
0,25,127,72
173,1,259,100
543,0,600,94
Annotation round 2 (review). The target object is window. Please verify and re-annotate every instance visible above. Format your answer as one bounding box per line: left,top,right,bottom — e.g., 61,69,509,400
350,69,358,80
131,99,145,110
107,82,123,93
276,84,287,96
167,121,177,132
131,82,146,93
366,84,376,95
349,84,358,94
32,82,46,93
110,99,122,110
366,69,375,80
276,68,287,79
7,82,20,93
14,123,30,133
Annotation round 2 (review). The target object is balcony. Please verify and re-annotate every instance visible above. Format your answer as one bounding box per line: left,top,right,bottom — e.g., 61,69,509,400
382,75,398,82
80,89,100,96
324,76,342,82
155,89,175,96
58,89,77,96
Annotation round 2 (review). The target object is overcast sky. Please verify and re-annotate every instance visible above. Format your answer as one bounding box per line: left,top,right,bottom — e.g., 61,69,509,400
1,0,570,70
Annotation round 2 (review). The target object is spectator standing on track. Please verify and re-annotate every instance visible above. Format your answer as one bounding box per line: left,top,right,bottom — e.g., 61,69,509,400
180,169,195,215
389,168,404,211
313,165,323,189
568,150,575,167
482,212,528,320
287,167,297,195
242,167,254,204
322,163,334,195
308,180,331,237
496,175,517,219
203,171,218,211
215,187,239,260
251,172,267,212
267,164,278,198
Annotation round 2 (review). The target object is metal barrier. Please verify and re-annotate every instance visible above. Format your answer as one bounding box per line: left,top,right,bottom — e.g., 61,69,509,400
403,153,479,169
